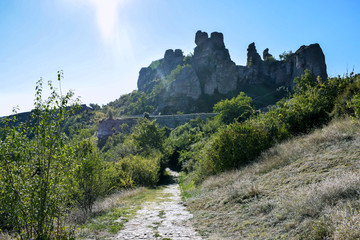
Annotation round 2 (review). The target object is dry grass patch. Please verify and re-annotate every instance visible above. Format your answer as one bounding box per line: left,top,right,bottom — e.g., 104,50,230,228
186,118,360,239
73,187,172,239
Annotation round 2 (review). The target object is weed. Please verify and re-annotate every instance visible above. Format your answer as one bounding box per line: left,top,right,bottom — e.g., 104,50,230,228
159,210,166,218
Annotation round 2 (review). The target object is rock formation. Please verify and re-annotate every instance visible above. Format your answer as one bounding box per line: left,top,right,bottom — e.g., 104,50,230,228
137,31,327,114
192,31,238,96
137,49,184,93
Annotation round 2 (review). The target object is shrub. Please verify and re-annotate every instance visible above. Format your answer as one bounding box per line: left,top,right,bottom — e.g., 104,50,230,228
213,92,254,124
207,123,270,173
116,153,161,187
72,139,106,215
131,118,165,154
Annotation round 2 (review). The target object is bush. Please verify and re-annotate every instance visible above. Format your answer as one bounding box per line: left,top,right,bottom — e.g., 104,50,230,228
72,139,106,214
115,153,161,187
131,118,165,154
213,92,254,124
207,123,270,173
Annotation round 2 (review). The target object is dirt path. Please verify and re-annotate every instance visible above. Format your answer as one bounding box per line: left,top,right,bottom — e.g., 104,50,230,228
113,171,202,240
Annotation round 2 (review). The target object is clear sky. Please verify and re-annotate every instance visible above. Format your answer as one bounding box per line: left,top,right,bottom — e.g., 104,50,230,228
0,0,359,117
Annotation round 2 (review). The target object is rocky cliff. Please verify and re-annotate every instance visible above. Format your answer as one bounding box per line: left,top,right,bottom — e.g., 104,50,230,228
137,30,327,114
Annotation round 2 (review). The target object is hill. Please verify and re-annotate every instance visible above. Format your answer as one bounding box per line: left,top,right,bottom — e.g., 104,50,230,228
182,118,360,239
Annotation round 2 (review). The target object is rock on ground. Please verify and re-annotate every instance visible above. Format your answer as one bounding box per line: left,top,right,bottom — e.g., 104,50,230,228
113,171,202,240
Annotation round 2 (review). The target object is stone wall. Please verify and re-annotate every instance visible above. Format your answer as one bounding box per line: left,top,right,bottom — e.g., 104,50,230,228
97,113,217,139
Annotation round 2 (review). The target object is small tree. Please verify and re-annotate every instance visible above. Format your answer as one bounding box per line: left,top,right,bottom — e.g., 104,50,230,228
213,92,254,124
72,139,105,215
0,72,79,239
131,118,165,154
293,69,317,94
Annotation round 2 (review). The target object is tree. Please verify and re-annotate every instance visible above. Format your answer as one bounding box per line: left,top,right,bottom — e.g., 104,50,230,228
0,72,79,239
131,118,165,154
72,139,105,215
293,69,317,94
213,92,254,124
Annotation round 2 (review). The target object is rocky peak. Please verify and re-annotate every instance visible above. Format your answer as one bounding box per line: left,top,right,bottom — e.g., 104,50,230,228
136,30,328,114
162,49,184,75
246,42,262,66
164,49,184,61
292,43,327,81
263,48,273,61
195,30,208,45
192,30,237,95
137,48,184,93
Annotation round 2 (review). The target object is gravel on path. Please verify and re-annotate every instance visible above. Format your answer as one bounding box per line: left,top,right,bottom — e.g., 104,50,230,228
113,171,202,240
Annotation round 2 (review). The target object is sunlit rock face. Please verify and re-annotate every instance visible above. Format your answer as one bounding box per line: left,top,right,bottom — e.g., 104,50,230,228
136,30,327,114
137,49,184,93
192,31,238,96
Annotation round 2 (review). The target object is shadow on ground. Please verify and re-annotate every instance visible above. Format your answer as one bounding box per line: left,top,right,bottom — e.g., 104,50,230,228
158,168,179,186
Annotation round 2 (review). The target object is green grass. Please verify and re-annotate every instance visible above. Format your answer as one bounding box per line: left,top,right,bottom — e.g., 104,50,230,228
186,118,360,239
179,172,196,200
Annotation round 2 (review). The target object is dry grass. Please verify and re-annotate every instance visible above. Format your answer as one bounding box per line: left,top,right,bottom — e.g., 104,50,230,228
0,232,17,240
69,187,147,224
186,118,360,239
72,187,150,239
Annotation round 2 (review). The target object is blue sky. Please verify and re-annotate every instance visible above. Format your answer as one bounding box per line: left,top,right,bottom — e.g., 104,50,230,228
0,0,359,116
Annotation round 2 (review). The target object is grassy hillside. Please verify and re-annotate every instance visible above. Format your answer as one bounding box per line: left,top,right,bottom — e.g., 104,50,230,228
183,118,360,239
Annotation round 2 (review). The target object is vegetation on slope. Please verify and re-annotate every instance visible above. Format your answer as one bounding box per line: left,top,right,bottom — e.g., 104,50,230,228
183,118,360,239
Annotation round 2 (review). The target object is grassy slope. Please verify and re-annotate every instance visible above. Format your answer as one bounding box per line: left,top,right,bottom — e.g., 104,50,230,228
185,118,360,239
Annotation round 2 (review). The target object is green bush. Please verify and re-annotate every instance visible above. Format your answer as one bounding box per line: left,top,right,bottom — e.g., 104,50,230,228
72,139,106,214
207,123,270,173
213,92,254,124
131,118,165,154
349,93,360,118
331,75,360,118
116,153,161,187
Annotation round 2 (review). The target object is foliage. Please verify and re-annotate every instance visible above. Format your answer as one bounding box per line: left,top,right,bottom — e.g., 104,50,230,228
165,64,190,84
72,139,106,214
213,92,254,124
265,55,276,63
104,90,157,116
206,123,270,173
293,69,317,94
114,153,161,187
279,50,293,61
348,93,360,118
131,118,166,154
164,117,222,172
182,70,360,183
0,73,79,239
330,73,360,118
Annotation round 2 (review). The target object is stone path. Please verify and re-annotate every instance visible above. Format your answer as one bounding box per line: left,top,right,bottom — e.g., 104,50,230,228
113,171,202,240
